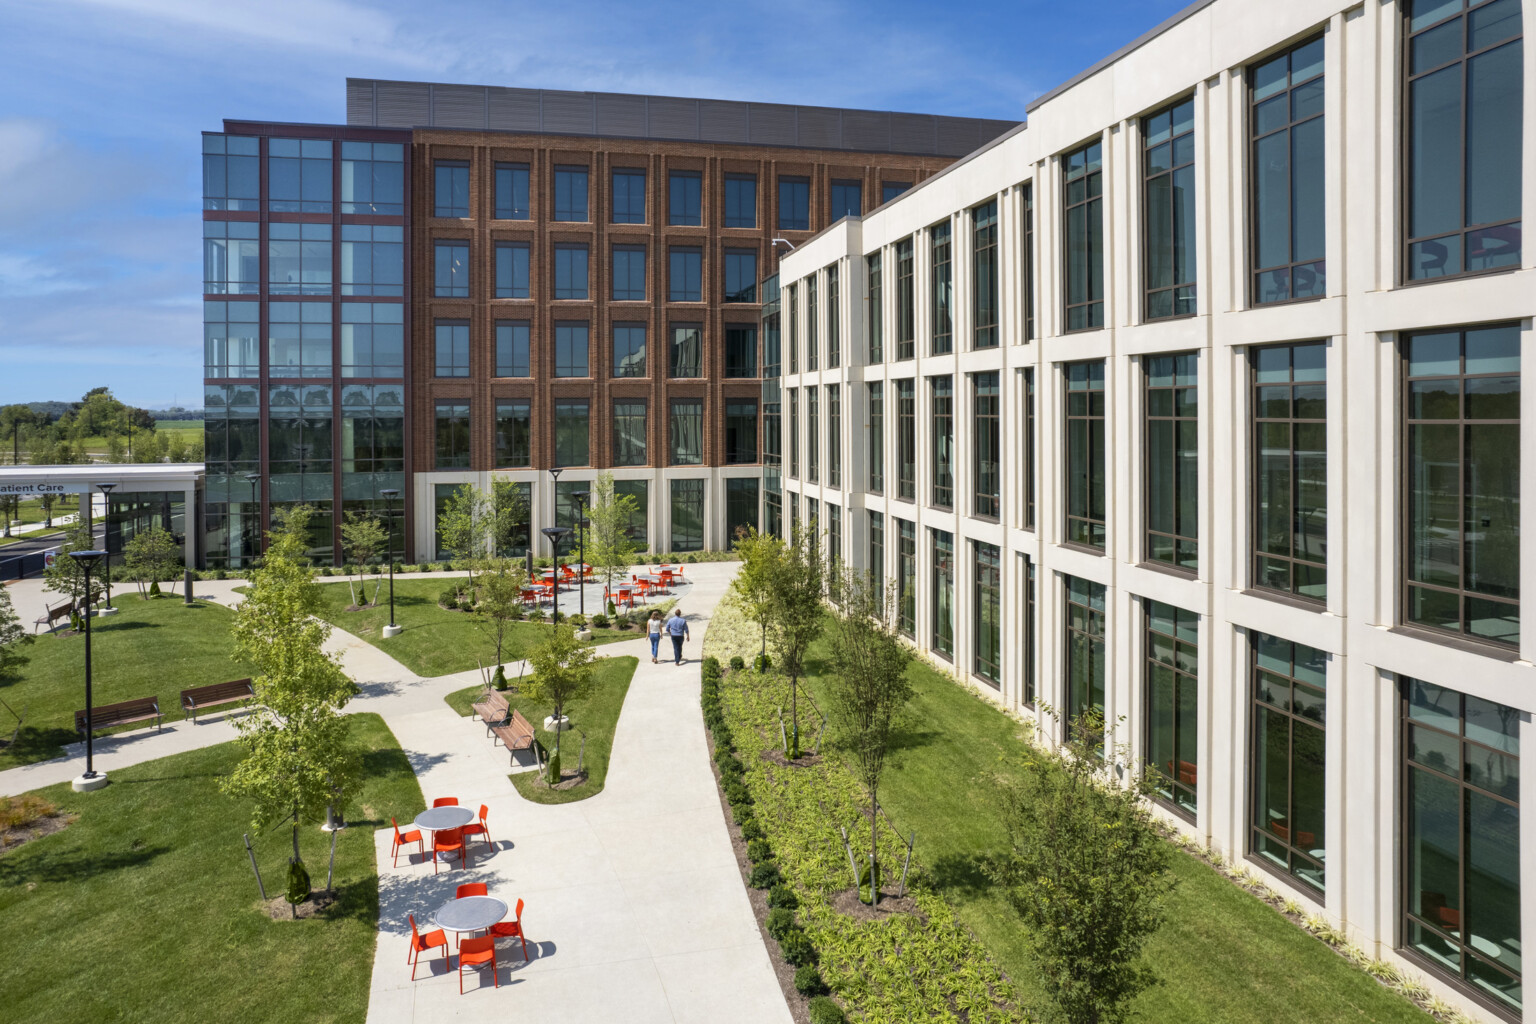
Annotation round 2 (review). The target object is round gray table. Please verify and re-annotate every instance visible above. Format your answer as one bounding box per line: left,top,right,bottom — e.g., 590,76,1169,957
434,894,508,934
414,806,475,833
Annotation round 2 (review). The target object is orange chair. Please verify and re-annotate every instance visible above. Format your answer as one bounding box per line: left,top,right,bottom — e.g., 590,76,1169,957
391,817,423,867
408,914,449,980
489,897,530,961
461,805,493,850
458,936,498,993
433,797,459,808
456,882,488,899
433,827,467,874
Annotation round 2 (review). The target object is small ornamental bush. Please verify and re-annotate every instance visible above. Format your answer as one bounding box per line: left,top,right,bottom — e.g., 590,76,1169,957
213,569,227,581
590,613,609,629
807,995,846,1024
740,818,766,842
732,805,755,828
569,614,587,627
766,883,798,910
747,861,780,889
729,655,746,672
754,653,772,672
794,965,829,997
724,780,751,806
766,907,797,941
439,587,459,608
747,838,773,864
148,581,162,598
779,927,817,966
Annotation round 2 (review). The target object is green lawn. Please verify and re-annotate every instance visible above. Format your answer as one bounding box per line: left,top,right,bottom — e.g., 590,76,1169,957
310,576,641,677
6,494,82,528
0,596,254,769
445,655,637,804
0,712,423,1024
753,618,1431,1024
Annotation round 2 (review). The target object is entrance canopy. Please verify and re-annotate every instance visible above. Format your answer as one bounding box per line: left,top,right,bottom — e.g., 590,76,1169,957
0,463,205,568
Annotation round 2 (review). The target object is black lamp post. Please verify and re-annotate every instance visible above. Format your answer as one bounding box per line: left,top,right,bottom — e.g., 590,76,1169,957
541,526,571,626
572,490,590,618
69,549,108,789
94,483,118,611
380,489,399,636
243,472,261,569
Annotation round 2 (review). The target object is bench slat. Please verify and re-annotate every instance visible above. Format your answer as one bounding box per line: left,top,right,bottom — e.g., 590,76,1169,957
75,697,162,737
180,679,255,721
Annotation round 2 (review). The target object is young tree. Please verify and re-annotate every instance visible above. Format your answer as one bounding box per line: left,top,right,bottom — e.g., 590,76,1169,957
586,472,639,601
221,505,360,912
0,495,16,538
728,527,784,659
436,483,486,583
38,492,56,528
339,509,387,607
0,585,32,680
475,558,529,680
122,526,182,599
43,524,106,606
824,567,914,906
523,623,596,784
767,521,826,758
487,477,530,559
985,712,1176,1024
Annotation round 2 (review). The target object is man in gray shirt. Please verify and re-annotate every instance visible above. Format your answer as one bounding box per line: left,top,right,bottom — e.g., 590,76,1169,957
666,608,690,665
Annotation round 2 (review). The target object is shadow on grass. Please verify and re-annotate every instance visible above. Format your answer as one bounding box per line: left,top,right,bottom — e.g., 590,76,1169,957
319,874,379,926
0,843,171,886
0,726,74,763
927,851,996,900
91,620,161,634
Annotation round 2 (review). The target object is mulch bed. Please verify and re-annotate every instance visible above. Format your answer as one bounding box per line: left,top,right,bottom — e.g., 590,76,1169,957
761,748,823,768
830,886,922,922
529,768,589,791
261,891,339,920
0,814,72,853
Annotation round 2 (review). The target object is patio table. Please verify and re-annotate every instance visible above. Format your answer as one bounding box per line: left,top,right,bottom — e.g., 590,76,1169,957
414,806,475,834
433,894,509,936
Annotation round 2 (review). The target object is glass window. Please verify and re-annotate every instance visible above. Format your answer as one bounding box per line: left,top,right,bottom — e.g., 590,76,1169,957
613,401,647,467
613,245,646,301
974,542,1001,686
554,401,589,466
341,224,404,297
340,141,404,215
434,400,470,469
724,174,756,228
1402,676,1521,1012
671,399,703,465
669,325,702,378
616,479,650,549
554,323,589,378
1065,576,1107,752
807,387,820,483
669,171,702,226
726,401,758,465
670,248,703,302
1405,0,1522,280
339,302,403,378
727,478,760,539
868,510,884,585
1146,352,1199,571
894,518,918,637
670,478,705,551
827,385,841,487
554,166,588,221
494,322,530,377
973,372,1000,518
764,302,781,378
1251,632,1327,893
866,252,883,363
778,177,810,231
1064,140,1105,331
205,300,261,378
930,222,952,355
972,200,999,348
268,385,333,507
867,381,884,493
831,180,861,220
725,250,758,303
724,325,757,378
1405,323,1520,646
828,504,843,572
788,388,799,478
1146,601,1199,818
1022,556,1037,707
339,383,404,487
1023,368,1036,529
496,243,530,299
494,401,531,468
882,181,910,204
788,284,798,373
551,245,589,301
269,138,332,213
268,302,332,379
203,220,260,295
895,237,915,359
434,240,470,298
1251,38,1326,303
930,376,953,508
806,275,820,370
1066,360,1107,548
929,530,955,659
268,222,332,296
612,168,646,224
613,324,647,378
434,319,470,378
1022,184,1035,339
1253,342,1328,600
897,379,916,500
1144,98,1198,319
202,134,259,211
494,162,530,220
434,160,469,218
827,264,840,368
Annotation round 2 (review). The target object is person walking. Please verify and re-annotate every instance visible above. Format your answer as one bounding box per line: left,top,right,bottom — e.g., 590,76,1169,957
666,607,690,665
648,609,665,664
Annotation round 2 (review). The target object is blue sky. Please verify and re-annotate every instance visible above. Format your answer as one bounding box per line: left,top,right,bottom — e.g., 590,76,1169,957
0,0,1189,409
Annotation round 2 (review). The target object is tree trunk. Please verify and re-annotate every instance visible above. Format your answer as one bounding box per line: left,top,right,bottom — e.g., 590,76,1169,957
292,807,301,862
788,672,800,755
870,788,879,908
760,622,766,658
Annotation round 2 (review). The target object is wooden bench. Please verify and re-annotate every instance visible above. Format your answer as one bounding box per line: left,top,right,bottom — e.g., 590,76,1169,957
34,600,75,634
470,689,510,737
180,678,256,722
489,709,537,765
75,697,162,738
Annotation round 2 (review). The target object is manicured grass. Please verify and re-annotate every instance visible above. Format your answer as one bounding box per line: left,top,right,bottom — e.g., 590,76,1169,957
309,576,642,677
7,494,82,528
444,656,637,804
0,597,254,769
0,712,423,1024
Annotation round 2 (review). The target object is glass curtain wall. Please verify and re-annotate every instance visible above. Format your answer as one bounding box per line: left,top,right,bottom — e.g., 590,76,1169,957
931,376,953,508
1063,141,1104,330
1254,343,1328,599
1146,353,1198,570
931,529,954,659
1065,576,1107,752
931,222,952,354
1251,632,1327,893
974,542,1001,686
1066,361,1107,548
1146,601,1199,818
1251,39,1326,303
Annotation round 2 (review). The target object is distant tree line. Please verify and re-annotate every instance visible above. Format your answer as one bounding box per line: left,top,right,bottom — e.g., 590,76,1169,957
1,388,203,466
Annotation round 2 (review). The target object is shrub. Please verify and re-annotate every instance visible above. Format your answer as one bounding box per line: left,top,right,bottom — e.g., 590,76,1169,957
701,655,721,677
766,907,796,941
754,652,772,672
148,581,162,598
767,883,798,910
794,965,828,997
529,609,546,623
747,838,773,864
590,613,609,629
740,819,767,842
213,569,227,581
569,614,587,627
439,587,459,608
779,927,817,966
747,861,780,889
724,780,751,806
807,995,845,1024
0,794,56,830
729,655,746,671
492,665,508,691
510,606,526,621
731,803,754,826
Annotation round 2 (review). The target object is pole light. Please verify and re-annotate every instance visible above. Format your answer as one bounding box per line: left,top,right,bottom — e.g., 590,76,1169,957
69,549,109,792
93,483,118,612
244,472,261,569
380,489,400,638
540,526,571,627
571,490,590,619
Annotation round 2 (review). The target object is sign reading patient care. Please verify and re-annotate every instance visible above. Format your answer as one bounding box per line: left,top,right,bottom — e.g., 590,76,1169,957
0,481,74,496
